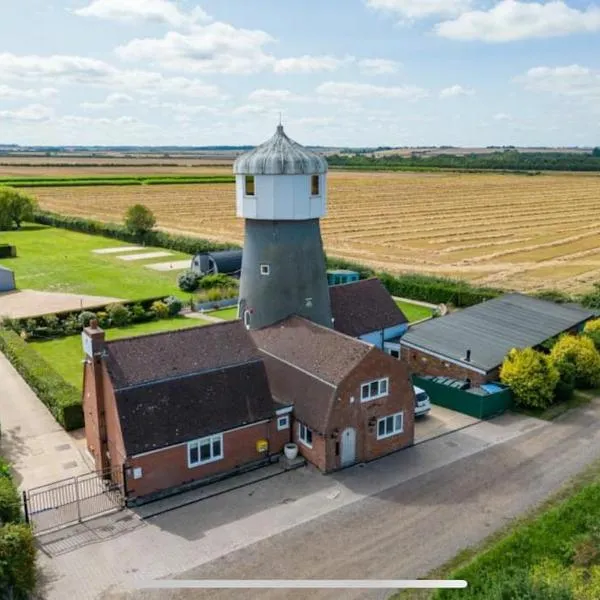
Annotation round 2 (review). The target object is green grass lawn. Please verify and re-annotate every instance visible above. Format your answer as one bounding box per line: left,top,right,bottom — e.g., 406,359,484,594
205,306,239,320
395,300,434,322
29,316,209,389
0,224,191,300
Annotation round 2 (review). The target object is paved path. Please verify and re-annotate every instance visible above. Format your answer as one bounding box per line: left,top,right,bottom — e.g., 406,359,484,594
0,353,91,491
39,412,555,599
0,290,122,319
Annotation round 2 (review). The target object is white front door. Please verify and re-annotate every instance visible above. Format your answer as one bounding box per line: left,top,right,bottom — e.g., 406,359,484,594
340,428,356,467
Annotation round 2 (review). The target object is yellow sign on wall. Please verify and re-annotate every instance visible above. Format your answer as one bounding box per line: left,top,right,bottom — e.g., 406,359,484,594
256,439,269,453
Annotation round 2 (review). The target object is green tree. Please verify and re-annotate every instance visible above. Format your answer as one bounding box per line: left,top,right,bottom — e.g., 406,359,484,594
500,347,559,409
593,147,600,158
550,334,600,389
124,204,156,238
0,187,36,230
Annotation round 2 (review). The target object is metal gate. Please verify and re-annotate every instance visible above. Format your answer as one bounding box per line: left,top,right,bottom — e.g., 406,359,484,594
23,466,126,534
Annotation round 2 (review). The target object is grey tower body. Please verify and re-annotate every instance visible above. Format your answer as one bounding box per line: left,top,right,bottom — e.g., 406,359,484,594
238,219,332,330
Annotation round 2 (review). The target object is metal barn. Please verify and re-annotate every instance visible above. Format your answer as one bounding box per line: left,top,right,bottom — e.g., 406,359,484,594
191,250,243,278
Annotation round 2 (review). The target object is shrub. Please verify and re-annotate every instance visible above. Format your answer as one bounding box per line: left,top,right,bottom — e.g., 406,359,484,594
107,303,131,327
164,296,183,317
0,477,21,525
0,186,37,229
0,458,11,481
550,335,600,389
206,288,224,302
178,270,199,292
198,273,238,290
130,303,147,323
533,289,573,304
0,523,37,599
62,314,80,336
150,300,169,320
96,311,110,329
554,361,576,403
78,311,96,328
124,203,156,238
0,330,82,430
584,319,600,351
500,347,560,409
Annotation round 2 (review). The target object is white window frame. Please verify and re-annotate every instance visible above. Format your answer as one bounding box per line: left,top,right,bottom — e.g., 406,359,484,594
187,433,224,468
260,264,270,276
277,415,290,431
298,422,313,448
361,377,389,402
376,412,404,440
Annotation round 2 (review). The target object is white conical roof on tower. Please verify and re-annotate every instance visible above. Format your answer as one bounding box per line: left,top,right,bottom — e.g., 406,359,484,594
233,125,328,175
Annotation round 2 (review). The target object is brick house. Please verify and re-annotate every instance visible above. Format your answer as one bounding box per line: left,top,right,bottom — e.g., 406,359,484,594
329,278,408,356
82,315,415,500
251,316,415,472
82,320,291,502
400,293,596,385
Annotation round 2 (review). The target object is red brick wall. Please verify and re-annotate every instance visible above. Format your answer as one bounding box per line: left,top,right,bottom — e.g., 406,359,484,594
126,420,279,499
400,346,492,386
291,418,327,472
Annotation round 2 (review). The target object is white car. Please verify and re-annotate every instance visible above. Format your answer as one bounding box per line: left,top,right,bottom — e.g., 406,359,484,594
414,385,431,417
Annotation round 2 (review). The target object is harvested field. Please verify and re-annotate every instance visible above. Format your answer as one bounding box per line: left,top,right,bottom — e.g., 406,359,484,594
25,170,600,293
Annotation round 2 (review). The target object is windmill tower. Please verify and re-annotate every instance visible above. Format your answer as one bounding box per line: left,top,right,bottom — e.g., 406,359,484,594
233,125,332,330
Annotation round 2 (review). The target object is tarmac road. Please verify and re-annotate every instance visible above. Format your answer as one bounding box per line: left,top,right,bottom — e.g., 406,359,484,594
112,398,600,600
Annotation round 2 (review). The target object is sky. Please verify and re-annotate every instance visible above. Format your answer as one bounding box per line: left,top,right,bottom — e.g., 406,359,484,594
0,0,599,147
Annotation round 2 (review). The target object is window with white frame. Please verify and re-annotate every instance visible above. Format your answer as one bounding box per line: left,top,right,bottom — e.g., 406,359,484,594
377,412,403,440
260,264,270,276
277,415,290,431
298,422,313,448
187,434,223,467
361,378,389,402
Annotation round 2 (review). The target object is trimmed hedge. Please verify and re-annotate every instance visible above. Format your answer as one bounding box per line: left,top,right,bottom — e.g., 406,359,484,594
0,330,82,430
33,210,240,255
0,523,37,600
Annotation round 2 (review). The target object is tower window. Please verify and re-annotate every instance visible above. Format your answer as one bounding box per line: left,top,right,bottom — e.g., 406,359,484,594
311,175,320,196
260,264,270,276
245,175,255,196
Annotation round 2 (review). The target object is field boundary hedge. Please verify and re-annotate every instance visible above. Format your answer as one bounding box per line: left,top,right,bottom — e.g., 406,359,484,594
33,210,240,255
0,329,82,430
1,175,235,188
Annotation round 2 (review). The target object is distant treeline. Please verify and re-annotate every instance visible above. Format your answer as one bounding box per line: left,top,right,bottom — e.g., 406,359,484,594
328,148,600,172
0,175,235,188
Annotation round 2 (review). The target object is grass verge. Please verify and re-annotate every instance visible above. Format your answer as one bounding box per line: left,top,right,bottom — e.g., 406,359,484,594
205,306,239,321
514,391,592,421
395,299,434,323
393,455,600,600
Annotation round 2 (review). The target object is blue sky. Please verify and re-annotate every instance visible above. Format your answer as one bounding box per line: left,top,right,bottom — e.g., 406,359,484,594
0,0,599,147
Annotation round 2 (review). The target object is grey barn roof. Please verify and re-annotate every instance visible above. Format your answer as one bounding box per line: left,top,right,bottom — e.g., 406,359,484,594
401,293,595,373
233,125,328,175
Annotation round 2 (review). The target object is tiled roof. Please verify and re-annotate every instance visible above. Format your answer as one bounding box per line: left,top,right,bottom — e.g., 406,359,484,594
115,361,274,455
105,320,261,390
250,315,371,385
330,278,408,338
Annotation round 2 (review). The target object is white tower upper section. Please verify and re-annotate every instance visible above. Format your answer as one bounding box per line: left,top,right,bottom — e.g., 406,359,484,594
233,125,328,221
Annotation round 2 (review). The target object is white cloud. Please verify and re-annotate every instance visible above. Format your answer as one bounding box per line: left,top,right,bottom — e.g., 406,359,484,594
0,85,58,99
273,55,351,74
0,53,222,98
366,0,473,19
493,113,512,120
439,84,474,98
115,23,276,74
316,81,428,100
358,58,401,75
515,64,600,100
0,104,53,122
81,92,134,110
247,89,309,103
435,1,600,42
74,0,210,28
